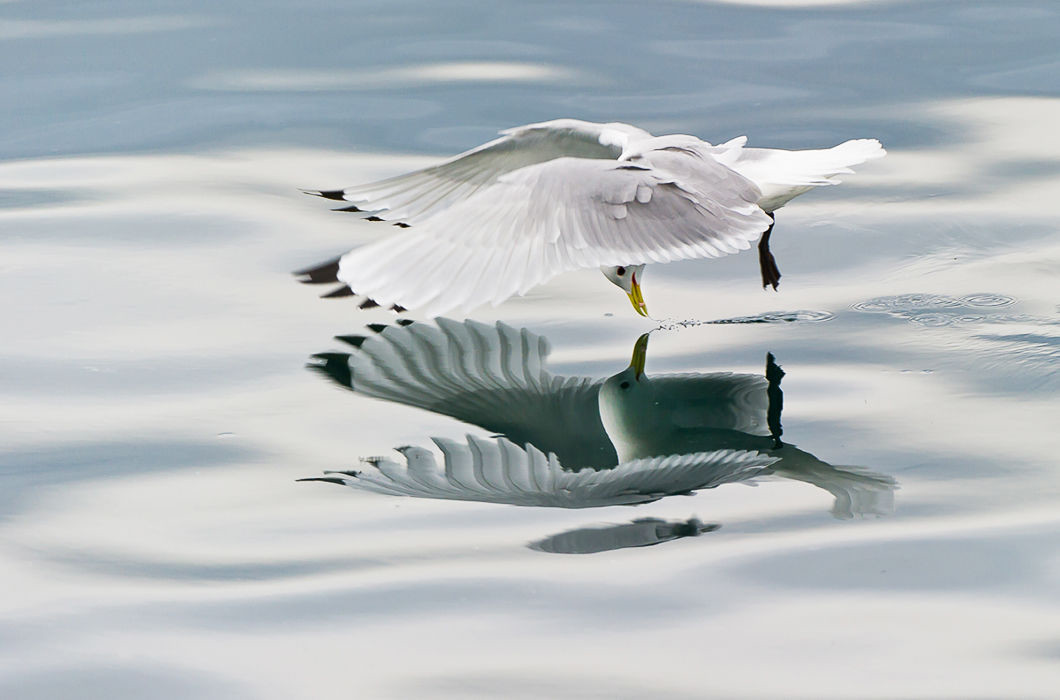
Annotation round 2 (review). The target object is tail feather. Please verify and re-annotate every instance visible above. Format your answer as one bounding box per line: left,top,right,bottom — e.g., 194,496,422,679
809,139,887,181
728,139,886,212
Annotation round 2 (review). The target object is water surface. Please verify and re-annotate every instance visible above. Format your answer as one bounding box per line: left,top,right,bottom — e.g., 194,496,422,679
2,1,1059,698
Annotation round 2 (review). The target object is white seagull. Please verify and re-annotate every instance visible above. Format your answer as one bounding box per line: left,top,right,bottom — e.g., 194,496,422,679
298,119,886,317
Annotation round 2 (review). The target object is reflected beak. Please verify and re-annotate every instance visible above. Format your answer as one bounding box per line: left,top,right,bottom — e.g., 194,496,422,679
630,333,649,380
627,273,648,317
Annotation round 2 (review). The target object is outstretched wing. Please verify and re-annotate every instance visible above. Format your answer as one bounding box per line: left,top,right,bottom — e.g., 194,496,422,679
335,156,771,316
309,119,653,224
301,435,777,509
309,318,619,468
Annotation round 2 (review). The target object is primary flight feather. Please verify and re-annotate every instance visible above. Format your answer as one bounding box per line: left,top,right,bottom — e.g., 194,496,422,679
300,119,885,317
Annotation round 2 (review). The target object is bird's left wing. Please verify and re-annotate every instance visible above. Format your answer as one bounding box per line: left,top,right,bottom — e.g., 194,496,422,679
335,156,772,316
310,318,619,468
309,119,652,224
301,435,777,508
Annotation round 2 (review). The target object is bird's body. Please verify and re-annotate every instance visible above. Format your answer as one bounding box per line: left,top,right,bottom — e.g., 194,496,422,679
300,120,885,316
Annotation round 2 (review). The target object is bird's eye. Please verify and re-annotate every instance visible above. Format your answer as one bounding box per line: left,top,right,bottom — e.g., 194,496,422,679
619,381,631,390
616,266,626,276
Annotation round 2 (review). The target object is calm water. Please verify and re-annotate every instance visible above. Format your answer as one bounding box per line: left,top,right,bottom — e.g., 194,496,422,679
2,1,1059,698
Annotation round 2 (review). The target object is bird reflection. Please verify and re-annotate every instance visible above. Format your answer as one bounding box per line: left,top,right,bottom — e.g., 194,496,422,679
303,318,895,525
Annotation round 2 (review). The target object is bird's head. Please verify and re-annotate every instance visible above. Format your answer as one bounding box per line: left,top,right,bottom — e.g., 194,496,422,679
599,332,651,405
600,264,648,317
598,333,653,461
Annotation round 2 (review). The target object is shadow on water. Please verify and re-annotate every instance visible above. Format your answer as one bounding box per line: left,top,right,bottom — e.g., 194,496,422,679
0,666,256,700
303,318,897,554
0,440,256,521
529,517,721,555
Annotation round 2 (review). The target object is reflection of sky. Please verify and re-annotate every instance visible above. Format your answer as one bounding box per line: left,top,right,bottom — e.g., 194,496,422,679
2,0,1060,698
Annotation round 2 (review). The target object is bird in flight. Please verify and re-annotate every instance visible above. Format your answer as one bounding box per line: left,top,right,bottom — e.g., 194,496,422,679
298,119,885,317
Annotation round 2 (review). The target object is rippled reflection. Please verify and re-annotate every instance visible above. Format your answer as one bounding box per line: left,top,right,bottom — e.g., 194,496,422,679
303,319,896,535
530,518,720,555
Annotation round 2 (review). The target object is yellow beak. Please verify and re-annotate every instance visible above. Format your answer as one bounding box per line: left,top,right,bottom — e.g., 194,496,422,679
627,273,648,317
630,333,649,380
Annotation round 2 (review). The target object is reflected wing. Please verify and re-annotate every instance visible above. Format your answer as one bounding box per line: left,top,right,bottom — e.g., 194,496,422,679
301,435,777,508
310,119,652,223
334,155,771,316
309,318,618,468
649,372,771,436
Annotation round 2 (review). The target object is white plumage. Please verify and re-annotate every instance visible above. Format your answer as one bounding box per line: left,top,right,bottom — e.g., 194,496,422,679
304,119,885,316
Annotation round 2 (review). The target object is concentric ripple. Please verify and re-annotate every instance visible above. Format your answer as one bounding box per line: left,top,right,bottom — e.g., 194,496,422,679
852,294,965,313
960,293,1016,307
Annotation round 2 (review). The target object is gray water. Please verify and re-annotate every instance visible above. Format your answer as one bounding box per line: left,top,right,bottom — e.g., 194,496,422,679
2,1,1059,698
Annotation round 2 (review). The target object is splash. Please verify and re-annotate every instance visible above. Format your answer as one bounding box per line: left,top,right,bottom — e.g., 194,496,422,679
652,309,834,331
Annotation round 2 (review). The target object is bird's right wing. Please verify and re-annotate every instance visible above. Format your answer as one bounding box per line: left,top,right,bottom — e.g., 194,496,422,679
335,156,772,316
309,119,653,224
302,435,777,508
309,318,619,468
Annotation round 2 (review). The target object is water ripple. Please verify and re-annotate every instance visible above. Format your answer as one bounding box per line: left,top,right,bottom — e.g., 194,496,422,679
960,293,1016,307
852,293,965,313
851,292,1031,327
655,309,834,330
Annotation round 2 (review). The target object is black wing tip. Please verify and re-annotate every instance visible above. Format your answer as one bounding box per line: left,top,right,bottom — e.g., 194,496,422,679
307,352,353,389
322,285,356,298
306,189,348,201
294,257,341,284
313,287,408,312
334,334,368,348
327,206,409,226
296,476,348,485
332,321,414,348
293,265,411,313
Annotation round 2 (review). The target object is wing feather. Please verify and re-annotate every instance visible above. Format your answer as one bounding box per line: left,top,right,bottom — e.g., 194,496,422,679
318,119,653,224
336,157,771,316
311,319,619,468
306,436,776,508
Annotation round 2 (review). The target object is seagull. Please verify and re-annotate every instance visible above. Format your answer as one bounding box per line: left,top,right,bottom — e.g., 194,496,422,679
298,119,886,317
302,318,896,517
